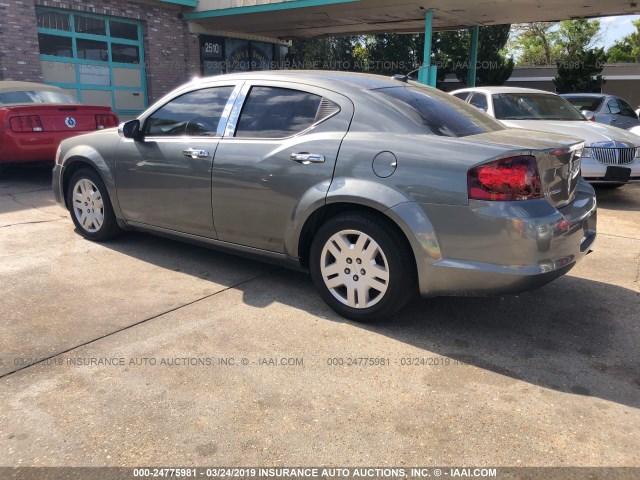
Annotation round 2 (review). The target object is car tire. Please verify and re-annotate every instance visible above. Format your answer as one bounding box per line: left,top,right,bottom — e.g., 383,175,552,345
66,168,121,241
309,212,417,322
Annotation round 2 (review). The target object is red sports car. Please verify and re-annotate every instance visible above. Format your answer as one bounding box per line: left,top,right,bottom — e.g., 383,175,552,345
0,81,119,164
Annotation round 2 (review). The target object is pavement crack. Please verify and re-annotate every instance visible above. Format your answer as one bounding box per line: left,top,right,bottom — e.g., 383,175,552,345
0,188,50,196
0,269,278,380
599,233,640,241
0,218,66,229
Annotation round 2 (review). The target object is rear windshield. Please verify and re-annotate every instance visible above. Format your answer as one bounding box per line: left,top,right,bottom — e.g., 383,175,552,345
563,96,604,112
374,86,504,137
492,93,585,121
0,90,79,105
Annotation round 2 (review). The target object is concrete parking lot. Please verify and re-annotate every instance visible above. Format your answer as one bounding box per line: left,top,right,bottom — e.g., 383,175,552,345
0,164,638,468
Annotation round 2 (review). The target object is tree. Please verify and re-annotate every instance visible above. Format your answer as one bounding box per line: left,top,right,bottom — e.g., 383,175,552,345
289,37,360,70
510,22,560,66
606,19,640,63
555,19,603,59
361,33,423,75
433,25,514,87
553,19,606,93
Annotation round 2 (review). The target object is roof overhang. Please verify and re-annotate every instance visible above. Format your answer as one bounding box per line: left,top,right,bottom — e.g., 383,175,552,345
185,0,640,39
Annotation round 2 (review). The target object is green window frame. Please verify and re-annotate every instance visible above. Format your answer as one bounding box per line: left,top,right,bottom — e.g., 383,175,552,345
36,6,147,116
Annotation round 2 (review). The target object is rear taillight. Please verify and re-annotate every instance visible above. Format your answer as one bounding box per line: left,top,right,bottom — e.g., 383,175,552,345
9,115,43,133
95,114,118,130
588,116,595,122
468,155,543,201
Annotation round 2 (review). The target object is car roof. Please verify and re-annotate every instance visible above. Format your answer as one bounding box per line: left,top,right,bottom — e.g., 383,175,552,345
451,86,557,95
0,81,65,93
561,93,606,98
186,70,410,92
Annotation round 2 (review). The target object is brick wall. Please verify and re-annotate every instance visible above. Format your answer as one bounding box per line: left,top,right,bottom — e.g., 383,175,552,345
0,0,201,103
0,0,43,82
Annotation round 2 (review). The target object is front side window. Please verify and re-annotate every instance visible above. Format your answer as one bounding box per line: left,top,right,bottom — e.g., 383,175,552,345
235,87,323,138
144,87,234,137
492,93,585,121
375,86,504,137
617,98,637,118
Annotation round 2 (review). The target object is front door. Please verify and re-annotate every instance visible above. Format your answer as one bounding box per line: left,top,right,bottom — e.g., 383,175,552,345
115,85,237,238
211,83,353,253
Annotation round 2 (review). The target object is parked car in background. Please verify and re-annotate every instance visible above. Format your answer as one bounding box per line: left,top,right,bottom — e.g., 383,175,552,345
53,72,596,321
452,86,640,186
0,81,118,164
561,93,640,130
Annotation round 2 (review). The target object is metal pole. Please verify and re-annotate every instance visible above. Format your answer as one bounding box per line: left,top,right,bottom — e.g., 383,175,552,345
467,25,479,87
418,10,433,85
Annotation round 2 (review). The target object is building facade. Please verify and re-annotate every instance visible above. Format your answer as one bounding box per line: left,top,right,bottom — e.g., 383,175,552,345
0,0,289,117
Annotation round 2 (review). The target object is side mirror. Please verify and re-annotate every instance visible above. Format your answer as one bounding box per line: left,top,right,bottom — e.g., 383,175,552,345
118,119,141,140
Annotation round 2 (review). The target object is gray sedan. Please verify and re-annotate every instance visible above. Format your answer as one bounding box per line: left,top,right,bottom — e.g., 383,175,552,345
52,72,597,322
561,93,640,130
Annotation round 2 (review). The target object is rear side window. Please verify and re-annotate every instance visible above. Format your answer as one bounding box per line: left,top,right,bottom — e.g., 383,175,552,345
376,87,504,137
235,87,324,138
144,86,234,137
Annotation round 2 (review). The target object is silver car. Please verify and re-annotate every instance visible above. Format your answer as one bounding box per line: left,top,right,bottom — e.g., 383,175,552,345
52,72,597,322
452,87,640,186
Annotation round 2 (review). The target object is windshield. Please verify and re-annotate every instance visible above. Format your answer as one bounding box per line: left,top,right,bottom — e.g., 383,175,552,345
0,90,79,106
375,86,504,137
563,96,604,112
492,93,585,121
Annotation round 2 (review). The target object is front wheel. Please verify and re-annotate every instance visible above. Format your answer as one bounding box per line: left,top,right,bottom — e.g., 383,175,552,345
66,168,121,241
309,212,417,322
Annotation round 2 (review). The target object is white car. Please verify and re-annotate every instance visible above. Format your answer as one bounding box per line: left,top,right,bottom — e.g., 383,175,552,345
451,86,640,186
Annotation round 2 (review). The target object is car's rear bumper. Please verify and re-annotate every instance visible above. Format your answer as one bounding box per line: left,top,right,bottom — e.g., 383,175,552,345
394,179,597,297
581,156,640,183
0,130,95,164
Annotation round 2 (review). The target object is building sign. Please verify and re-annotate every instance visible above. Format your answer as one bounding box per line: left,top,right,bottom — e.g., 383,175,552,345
200,35,224,60
200,35,225,76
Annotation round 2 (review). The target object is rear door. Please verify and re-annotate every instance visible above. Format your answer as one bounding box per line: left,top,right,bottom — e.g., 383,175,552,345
211,82,353,253
115,84,238,238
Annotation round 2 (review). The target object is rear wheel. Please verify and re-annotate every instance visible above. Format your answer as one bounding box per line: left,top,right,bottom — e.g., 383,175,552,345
66,168,120,241
309,212,416,322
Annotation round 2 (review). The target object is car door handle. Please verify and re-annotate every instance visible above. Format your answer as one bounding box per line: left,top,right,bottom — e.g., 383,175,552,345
290,152,325,164
183,148,210,159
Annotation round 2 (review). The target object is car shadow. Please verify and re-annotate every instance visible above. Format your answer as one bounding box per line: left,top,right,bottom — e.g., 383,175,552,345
594,184,640,212
0,163,53,193
102,230,640,411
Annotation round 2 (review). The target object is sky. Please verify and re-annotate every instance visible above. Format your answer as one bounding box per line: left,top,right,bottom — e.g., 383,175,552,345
598,15,640,48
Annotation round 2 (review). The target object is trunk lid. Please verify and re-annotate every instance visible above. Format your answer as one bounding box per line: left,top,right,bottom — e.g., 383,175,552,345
470,129,585,208
5,104,115,132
